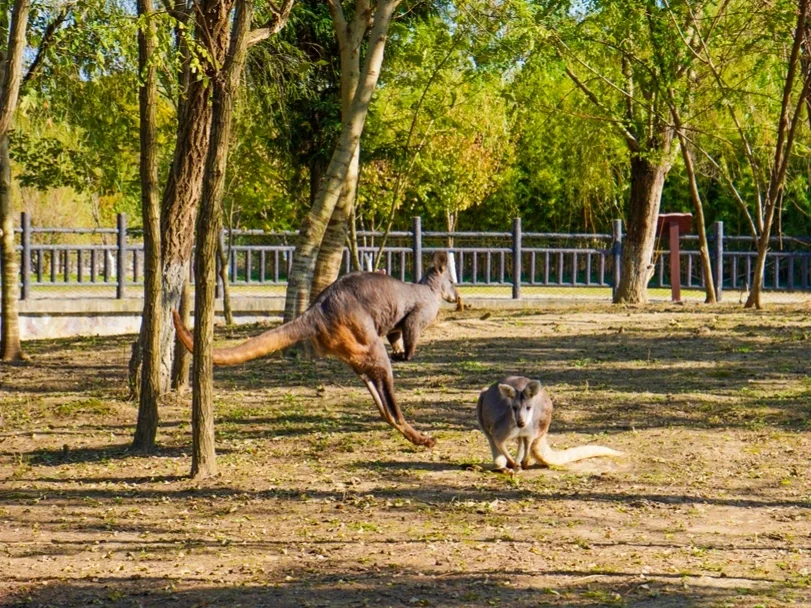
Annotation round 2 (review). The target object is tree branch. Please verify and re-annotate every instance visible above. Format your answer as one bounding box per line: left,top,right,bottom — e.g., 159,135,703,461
246,0,295,47
326,0,349,51
22,8,68,86
561,61,640,152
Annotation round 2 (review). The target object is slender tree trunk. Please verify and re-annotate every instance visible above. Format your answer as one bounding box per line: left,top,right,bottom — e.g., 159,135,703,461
217,232,234,325
156,0,233,391
675,130,716,303
283,0,399,322
0,134,23,361
171,278,191,391
132,0,162,452
614,145,673,304
0,0,31,137
191,0,249,479
310,146,359,302
0,0,32,363
310,21,363,302
746,0,809,309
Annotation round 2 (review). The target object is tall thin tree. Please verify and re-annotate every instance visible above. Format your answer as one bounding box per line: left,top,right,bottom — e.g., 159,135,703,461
0,0,32,362
283,0,401,321
132,0,162,451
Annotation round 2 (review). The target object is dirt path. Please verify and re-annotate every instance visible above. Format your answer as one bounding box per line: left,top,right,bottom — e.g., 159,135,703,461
1,303,810,607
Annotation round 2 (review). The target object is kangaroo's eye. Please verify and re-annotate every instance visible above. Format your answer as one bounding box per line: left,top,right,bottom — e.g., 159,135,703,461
526,405,531,410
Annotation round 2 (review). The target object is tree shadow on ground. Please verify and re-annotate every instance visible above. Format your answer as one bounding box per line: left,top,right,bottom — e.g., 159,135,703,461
2,567,790,607
0,443,232,467
3,477,810,512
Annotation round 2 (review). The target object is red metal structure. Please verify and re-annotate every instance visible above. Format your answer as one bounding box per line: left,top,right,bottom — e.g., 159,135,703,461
656,213,693,302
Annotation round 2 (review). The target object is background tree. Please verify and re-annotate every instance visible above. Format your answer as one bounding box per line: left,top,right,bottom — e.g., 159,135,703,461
132,0,161,451
282,0,402,322
1,0,34,362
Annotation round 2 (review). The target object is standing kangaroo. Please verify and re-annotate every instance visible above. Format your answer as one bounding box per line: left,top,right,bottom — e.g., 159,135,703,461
477,376,623,472
173,252,460,448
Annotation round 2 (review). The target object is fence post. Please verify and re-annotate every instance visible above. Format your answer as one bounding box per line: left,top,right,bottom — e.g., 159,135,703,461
512,217,522,299
116,212,127,299
20,211,31,300
714,221,724,302
612,219,623,302
412,216,422,282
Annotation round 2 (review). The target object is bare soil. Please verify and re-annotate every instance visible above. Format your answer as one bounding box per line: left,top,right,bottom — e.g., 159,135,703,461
1,302,810,607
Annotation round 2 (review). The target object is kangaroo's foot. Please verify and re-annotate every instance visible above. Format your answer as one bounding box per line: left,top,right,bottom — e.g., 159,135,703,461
409,432,436,448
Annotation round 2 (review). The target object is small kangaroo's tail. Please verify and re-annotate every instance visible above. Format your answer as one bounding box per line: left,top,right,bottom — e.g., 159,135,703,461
532,435,623,466
172,310,317,366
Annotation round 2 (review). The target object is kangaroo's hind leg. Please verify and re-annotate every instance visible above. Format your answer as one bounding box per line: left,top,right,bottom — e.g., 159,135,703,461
363,338,436,448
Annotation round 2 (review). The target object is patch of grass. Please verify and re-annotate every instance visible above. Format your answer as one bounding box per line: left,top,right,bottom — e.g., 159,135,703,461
54,398,113,416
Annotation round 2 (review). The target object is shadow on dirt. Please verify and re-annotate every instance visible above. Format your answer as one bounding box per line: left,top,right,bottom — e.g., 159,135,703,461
3,567,784,607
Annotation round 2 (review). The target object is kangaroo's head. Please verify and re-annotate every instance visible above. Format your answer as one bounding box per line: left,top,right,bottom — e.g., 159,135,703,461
420,251,459,303
498,380,542,429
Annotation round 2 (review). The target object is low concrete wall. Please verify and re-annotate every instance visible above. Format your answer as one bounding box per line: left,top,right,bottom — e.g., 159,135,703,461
17,298,287,340
14,296,562,340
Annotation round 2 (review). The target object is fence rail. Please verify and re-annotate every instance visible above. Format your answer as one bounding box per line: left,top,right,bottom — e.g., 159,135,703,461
9,212,811,301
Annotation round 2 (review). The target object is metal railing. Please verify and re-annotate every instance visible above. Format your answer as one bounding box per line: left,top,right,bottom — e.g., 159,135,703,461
10,213,811,301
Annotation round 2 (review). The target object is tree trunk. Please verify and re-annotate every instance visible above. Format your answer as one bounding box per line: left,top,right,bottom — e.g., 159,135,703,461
745,0,809,309
0,0,32,363
0,133,23,361
310,145,359,302
283,0,399,322
676,130,716,303
171,278,191,391
191,0,249,479
0,0,31,137
132,0,162,452
309,13,363,303
217,232,234,325
614,150,672,304
155,0,234,391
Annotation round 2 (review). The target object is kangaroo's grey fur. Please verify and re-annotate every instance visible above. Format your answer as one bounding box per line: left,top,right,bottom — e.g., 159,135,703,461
476,376,623,471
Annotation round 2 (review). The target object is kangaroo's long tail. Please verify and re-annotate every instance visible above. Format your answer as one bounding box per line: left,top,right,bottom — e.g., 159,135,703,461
172,310,317,366
532,435,623,466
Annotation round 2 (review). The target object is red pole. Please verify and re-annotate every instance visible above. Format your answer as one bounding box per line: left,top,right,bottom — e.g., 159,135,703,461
669,221,681,302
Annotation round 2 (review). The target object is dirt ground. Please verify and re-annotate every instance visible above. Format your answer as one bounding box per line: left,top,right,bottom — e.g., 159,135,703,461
1,302,810,607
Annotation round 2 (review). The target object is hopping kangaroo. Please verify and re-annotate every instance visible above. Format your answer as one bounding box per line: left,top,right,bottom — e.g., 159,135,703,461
477,376,623,471
173,252,459,448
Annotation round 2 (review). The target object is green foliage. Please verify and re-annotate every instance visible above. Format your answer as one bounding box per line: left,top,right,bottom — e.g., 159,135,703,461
7,0,811,239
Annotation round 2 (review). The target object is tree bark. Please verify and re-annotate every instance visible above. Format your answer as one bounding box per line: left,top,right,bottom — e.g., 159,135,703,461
191,0,251,479
217,232,234,325
309,5,364,302
131,0,236,447
0,133,23,361
0,0,32,362
283,0,398,322
0,0,30,138
746,0,809,309
614,146,673,304
171,278,191,391
156,0,234,391
132,0,162,452
674,129,716,303
310,146,358,302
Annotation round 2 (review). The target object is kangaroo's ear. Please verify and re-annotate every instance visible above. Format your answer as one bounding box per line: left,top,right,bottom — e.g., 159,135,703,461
498,383,517,400
524,380,542,399
432,251,448,272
